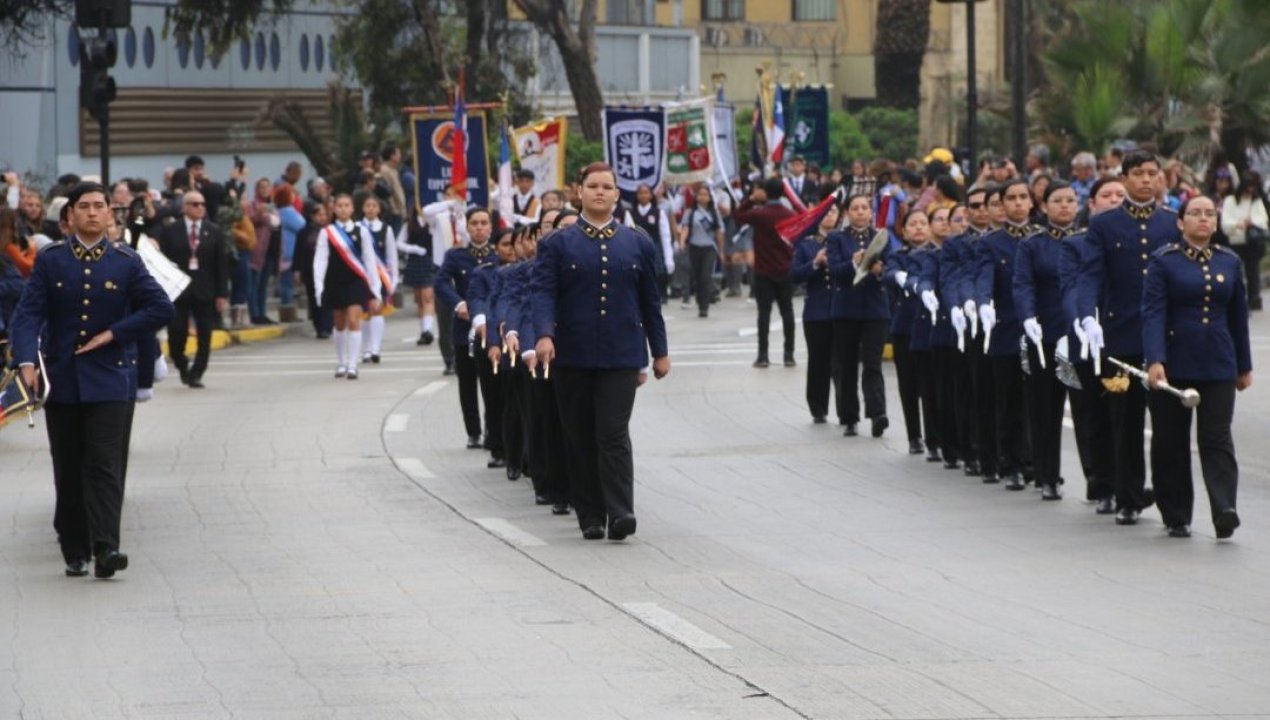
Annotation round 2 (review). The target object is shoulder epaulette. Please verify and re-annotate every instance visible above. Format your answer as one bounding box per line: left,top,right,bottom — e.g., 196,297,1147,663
1157,243,1182,255
1158,205,1178,214
112,243,138,257
45,240,66,249
1214,244,1238,256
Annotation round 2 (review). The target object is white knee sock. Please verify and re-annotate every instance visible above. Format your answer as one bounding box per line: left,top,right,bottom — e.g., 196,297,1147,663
333,329,346,368
368,315,384,355
422,315,435,333
347,330,363,371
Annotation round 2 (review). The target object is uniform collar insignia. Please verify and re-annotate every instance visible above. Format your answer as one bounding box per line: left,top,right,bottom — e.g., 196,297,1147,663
1005,222,1031,239
1182,243,1213,262
1047,223,1076,239
469,243,492,258
579,217,617,240
1125,199,1156,220
71,237,107,262
849,226,870,240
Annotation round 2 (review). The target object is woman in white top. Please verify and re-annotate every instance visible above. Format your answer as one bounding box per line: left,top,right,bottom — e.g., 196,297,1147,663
1220,170,1268,310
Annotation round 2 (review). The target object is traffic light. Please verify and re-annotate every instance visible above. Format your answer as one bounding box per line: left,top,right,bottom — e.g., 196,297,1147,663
79,34,117,120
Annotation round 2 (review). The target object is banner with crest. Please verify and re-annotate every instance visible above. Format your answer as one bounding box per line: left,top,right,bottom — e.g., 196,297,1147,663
603,106,665,204
512,118,568,192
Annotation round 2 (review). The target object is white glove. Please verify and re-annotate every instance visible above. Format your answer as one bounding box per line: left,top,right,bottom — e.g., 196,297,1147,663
665,256,674,275
136,388,154,403
1023,317,1044,346
951,306,967,335
154,355,169,383
963,299,977,319
979,303,997,335
921,289,939,315
1081,316,1104,353
893,270,908,289
1073,319,1089,360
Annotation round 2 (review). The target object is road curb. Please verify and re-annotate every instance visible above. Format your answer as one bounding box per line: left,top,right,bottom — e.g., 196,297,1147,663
161,324,288,357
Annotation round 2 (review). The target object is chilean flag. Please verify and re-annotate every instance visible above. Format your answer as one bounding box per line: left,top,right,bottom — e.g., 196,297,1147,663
776,187,843,246
496,119,514,229
450,76,467,201
766,91,786,166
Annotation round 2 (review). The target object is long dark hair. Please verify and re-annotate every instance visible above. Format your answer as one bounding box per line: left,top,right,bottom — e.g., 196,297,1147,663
689,187,722,233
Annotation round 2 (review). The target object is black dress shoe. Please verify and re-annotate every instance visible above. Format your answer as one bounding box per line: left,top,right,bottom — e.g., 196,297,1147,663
1167,524,1192,538
1095,497,1115,515
443,363,456,376
698,309,708,318
178,369,190,385
466,435,483,449
487,457,506,469
1214,509,1240,539
534,494,551,505
943,459,961,470
1004,473,1025,491
1115,508,1140,525
187,379,205,389
963,460,981,477
908,438,924,455
417,331,435,346
506,466,521,481
582,525,605,540
843,423,858,437
65,559,89,577
783,353,796,367
870,415,888,438
608,515,637,541
813,416,827,425
926,448,943,463
752,357,770,368
316,331,331,339
1041,484,1062,500
1139,486,1156,511
94,550,128,579
370,354,381,364
552,503,571,516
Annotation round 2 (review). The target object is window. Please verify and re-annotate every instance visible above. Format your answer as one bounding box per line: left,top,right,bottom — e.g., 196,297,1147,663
299,33,309,72
124,26,136,67
314,34,324,72
68,26,80,65
607,0,649,24
793,0,835,21
702,0,743,21
254,32,266,70
193,31,205,69
269,32,280,71
176,35,190,68
143,27,155,67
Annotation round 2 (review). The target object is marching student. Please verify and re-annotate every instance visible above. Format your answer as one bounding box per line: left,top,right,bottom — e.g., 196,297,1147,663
357,195,398,365
887,207,936,455
468,227,516,470
790,201,842,424
314,194,382,380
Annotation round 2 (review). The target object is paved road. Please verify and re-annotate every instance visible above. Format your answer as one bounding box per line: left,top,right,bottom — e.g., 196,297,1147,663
3,296,1269,719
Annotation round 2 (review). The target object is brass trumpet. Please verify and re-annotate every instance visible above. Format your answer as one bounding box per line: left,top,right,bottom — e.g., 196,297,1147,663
1107,356,1201,408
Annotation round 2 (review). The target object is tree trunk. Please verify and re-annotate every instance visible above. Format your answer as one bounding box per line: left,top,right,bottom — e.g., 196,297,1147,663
465,0,487,98
873,0,931,110
513,0,605,141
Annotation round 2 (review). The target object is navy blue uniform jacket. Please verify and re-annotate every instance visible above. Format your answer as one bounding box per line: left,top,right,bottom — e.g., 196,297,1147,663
826,226,890,321
435,243,498,348
790,234,835,323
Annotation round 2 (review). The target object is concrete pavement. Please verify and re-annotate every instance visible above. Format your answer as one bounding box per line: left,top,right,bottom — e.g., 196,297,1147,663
3,295,1270,719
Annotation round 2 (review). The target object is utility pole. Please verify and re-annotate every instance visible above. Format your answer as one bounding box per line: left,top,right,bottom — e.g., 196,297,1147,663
935,0,988,177
1008,0,1026,171
76,0,132,185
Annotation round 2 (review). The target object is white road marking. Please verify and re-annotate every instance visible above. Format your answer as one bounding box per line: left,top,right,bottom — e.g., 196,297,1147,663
474,518,547,547
384,414,409,433
620,602,731,650
395,457,435,480
213,367,438,377
413,381,449,396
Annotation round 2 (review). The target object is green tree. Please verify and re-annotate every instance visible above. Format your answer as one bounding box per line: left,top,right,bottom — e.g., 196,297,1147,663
260,80,384,194
512,0,606,142
565,137,604,187
874,0,932,109
827,111,875,170
856,107,917,162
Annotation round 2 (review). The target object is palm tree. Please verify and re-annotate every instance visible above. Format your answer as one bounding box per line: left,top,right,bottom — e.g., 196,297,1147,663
874,0,932,109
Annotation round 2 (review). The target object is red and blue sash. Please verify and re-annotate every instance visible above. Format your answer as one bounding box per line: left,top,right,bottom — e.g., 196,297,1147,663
359,221,395,296
327,223,373,291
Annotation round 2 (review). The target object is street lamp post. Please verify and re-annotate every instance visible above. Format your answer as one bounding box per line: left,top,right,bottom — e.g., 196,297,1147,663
936,0,988,176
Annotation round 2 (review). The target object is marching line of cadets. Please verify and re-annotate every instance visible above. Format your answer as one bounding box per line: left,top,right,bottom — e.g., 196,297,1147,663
315,151,1251,544
793,149,1250,541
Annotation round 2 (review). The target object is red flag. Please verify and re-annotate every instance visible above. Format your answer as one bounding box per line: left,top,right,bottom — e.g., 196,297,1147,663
776,188,842,246
450,70,467,200
781,176,808,213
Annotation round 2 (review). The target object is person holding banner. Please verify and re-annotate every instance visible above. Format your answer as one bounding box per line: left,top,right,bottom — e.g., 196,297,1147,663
531,162,670,542
357,196,398,366
734,177,797,368
790,202,841,424
314,194,382,380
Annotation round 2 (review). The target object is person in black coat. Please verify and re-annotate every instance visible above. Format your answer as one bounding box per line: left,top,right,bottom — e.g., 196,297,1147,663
156,190,230,388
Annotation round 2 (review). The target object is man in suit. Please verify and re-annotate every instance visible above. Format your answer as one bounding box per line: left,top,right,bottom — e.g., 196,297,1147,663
8,182,173,578
158,190,229,388
786,156,819,207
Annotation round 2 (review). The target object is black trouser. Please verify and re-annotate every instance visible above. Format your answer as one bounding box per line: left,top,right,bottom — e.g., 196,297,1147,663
753,275,795,360
833,318,887,424
169,295,215,381
475,345,504,459
437,297,456,365
914,349,940,452
1106,353,1149,510
1025,343,1067,487
1233,241,1264,309
45,401,132,562
802,319,836,420
530,369,570,503
892,334,921,442
1072,360,1115,500
554,368,639,530
302,268,333,334
502,363,529,472
1149,379,1238,528
935,347,967,462
687,245,716,312
991,354,1028,475
965,338,995,472
454,344,482,439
